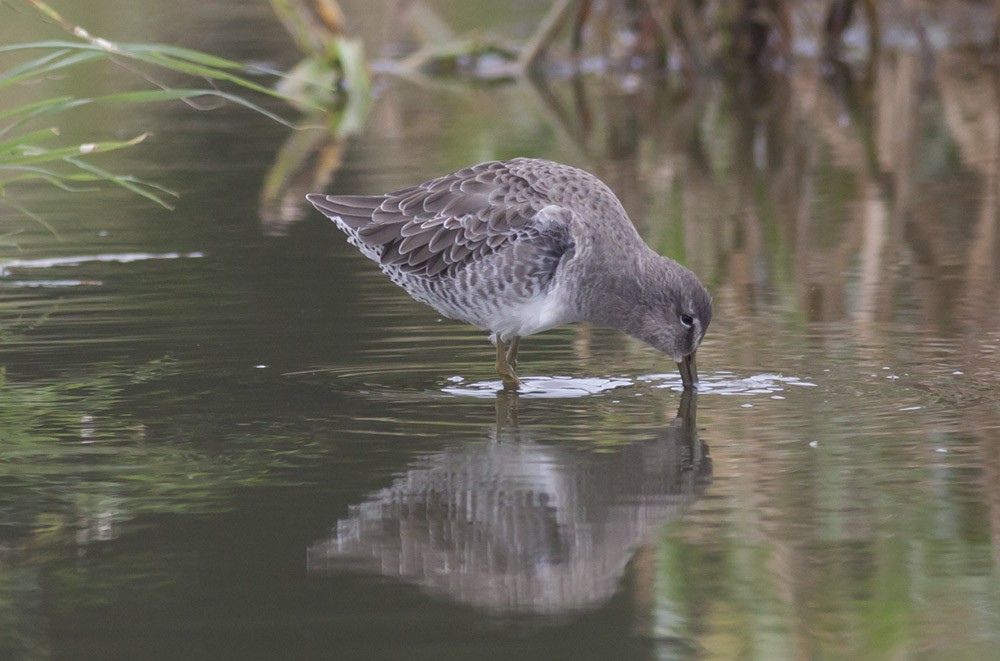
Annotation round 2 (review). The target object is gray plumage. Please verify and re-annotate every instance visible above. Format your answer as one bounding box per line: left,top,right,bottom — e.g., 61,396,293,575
307,158,712,388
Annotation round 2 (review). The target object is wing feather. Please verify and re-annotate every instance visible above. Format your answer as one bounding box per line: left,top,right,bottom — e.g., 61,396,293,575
307,159,574,277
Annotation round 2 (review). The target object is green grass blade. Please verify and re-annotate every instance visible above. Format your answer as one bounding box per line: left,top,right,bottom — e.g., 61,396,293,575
0,48,68,82
0,197,61,238
0,9,326,220
127,49,308,106
0,42,298,102
0,96,77,124
0,40,110,54
0,49,106,90
1,164,176,198
62,155,177,209
0,229,24,248
0,165,129,184
0,170,100,192
0,97,85,138
94,88,300,127
0,40,247,72
1,133,149,166
119,42,250,70
3,90,296,138
0,127,60,153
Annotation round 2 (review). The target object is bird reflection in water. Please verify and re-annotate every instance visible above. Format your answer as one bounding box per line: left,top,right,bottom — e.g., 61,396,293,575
306,391,710,615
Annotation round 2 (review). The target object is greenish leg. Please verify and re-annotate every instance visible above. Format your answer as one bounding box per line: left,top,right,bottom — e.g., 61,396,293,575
496,336,522,389
505,336,520,372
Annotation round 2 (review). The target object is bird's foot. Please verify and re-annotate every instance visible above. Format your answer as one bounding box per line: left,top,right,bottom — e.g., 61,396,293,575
496,336,522,390
499,369,522,390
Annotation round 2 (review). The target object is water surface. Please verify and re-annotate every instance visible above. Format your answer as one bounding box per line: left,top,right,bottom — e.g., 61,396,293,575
2,1,1000,659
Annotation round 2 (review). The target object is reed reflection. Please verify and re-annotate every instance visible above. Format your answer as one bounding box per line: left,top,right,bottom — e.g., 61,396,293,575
307,391,709,615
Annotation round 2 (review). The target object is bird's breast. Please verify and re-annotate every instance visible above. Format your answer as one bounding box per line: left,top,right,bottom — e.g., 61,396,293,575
486,286,574,340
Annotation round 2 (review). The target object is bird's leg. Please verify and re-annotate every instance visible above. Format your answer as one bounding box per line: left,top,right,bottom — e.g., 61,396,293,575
496,336,522,389
505,336,521,372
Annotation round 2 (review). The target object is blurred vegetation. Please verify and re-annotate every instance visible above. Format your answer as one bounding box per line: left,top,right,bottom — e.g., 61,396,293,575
379,0,889,79
0,0,356,231
259,0,371,234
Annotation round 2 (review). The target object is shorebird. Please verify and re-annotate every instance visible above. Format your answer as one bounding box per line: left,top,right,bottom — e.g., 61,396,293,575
307,158,712,390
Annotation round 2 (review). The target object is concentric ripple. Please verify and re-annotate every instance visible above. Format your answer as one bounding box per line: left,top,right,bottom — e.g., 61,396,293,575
638,370,818,395
441,375,635,398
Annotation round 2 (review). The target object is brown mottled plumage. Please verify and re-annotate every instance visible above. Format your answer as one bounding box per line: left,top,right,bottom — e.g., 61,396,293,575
307,158,712,389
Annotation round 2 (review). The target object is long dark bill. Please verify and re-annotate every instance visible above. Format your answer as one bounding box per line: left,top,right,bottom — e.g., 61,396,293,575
677,351,698,389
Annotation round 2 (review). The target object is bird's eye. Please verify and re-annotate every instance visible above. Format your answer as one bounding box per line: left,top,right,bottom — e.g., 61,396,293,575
680,313,694,328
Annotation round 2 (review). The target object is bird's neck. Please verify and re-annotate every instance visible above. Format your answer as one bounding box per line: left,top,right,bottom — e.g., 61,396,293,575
572,243,662,334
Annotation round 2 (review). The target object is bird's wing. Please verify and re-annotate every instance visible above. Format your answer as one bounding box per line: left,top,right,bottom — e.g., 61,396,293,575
307,160,569,277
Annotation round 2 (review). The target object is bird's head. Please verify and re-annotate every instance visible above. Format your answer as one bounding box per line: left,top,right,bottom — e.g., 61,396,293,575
614,258,713,388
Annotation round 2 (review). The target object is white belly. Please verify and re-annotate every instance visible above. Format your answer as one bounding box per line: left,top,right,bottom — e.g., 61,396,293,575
485,289,571,340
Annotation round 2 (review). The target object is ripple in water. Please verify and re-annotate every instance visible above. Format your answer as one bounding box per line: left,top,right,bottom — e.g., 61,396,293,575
638,370,818,395
0,252,205,287
442,375,635,398
442,371,817,399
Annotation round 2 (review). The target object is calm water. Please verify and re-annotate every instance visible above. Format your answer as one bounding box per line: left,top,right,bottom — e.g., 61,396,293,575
2,1,1000,659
